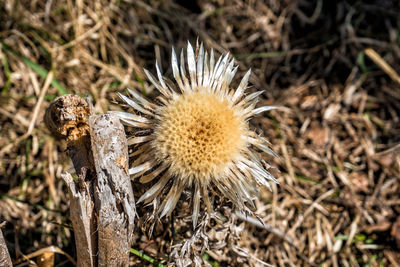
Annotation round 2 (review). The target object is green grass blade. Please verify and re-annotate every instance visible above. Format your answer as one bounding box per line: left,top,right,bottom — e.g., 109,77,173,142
1,194,64,214
130,248,166,267
1,48,11,94
202,252,220,267
234,51,286,59
0,41,69,95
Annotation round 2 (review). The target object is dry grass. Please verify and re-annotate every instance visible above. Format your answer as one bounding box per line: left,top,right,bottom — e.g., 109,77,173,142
0,0,399,266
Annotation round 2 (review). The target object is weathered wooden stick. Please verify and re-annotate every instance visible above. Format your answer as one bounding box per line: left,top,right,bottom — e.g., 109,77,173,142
45,95,135,267
90,113,136,265
61,173,96,266
0,223,12,267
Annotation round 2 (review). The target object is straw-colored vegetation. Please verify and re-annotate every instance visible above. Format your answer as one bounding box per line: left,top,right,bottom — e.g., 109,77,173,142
0,0,399,266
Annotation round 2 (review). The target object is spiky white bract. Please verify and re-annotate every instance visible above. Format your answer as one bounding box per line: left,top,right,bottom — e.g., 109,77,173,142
113,41,278,228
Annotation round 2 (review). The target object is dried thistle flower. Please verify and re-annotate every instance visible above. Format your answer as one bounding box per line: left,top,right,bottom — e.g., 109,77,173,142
113,42,278,228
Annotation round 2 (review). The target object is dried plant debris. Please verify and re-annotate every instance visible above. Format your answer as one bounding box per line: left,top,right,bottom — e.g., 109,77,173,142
0,0,399,266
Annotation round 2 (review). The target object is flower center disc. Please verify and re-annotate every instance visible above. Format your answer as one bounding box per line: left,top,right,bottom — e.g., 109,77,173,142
153,91,245,181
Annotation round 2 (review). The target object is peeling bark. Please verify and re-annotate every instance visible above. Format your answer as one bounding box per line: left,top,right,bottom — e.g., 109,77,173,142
90,113,136,265
0,224,12,267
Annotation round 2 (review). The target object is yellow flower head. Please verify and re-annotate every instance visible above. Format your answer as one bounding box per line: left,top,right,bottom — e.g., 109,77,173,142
113,42,278,228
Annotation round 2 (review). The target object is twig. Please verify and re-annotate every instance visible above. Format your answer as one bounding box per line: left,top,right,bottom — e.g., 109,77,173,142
235,212,294,245
365,48,400,85
57,19,104,51
13,246,76,266
0,71,53,157
235,212,319,267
